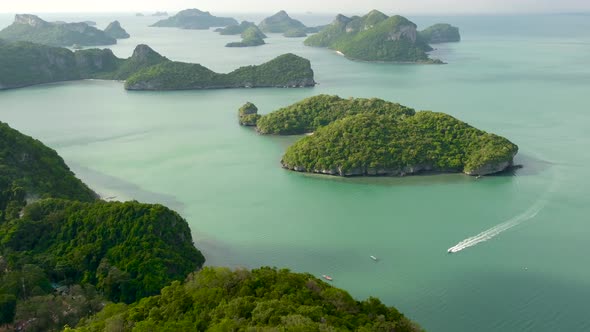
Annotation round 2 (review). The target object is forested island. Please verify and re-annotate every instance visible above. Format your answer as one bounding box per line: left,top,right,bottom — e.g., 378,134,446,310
304,10,460,63
225,26,267,47
0,41,315,91
125,53,315,90
247,95,518,176
150,9,237,29
0,14,116,47
0,122,422,331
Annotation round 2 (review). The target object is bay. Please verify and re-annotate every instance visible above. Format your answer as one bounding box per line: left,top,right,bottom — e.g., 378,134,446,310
1,12,589,332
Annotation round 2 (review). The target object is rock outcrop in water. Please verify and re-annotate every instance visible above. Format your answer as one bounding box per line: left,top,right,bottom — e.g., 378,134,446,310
419,23,461,43
0,14,116,47
254,95,518,177
238,102,261,126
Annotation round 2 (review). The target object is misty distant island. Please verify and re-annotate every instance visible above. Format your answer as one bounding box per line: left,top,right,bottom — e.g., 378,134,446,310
304,10,460,63
104,20,130,39
0,14,116,47
150,9,238,29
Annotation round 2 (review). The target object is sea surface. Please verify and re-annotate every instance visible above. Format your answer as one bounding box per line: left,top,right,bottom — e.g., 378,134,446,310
1,12,590,332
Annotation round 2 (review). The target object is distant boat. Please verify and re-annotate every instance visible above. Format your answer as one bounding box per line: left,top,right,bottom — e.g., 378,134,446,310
322,274,333,281
370,255,378,261
447,248,459,254
336,51,344,56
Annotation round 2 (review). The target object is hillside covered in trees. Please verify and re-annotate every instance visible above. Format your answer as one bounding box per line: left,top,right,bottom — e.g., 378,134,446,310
69,267,423,332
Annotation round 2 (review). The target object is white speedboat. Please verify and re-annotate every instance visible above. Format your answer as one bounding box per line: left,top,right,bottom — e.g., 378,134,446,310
370,255,378,261
322,274,333,281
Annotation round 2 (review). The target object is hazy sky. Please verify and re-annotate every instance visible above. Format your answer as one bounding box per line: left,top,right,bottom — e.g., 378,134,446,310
0,0,589,14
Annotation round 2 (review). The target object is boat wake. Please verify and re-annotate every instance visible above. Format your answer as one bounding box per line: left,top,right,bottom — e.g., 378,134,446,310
447,199,547,254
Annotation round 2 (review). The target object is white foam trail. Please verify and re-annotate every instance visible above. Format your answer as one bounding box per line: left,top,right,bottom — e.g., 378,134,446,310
447,199,546,253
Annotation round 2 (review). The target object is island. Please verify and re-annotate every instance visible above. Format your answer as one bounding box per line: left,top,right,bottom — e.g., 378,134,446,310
225,26,267,47
238,102,261,126
0,121,422,332
258,10,306,33
104,20,130,39
215,20,257,35
0,41,314,91
151,8,238,29
420,23,461,43
253,95,518,177
304,10,459,63
152,11,169,16
284,27,308,38
135,13,144,17
0,41,168,89
125,53,315,90
0,14,116,47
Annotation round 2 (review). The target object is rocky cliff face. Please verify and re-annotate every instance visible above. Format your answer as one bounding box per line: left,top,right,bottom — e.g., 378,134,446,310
14,14,48,27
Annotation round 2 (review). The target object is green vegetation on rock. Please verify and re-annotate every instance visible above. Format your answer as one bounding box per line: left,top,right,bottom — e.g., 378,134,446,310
151,9,237,29
420,23,461,43
69,267,422,332
125,53,315,90
259,10,306,33
104,20,130,39
0,199,205,303
0,123,205,330
304,10,445,63
256,95,415,135
238,102,261,126
225,26,267,47
279,109,517,176
0,14,116,47
0,121,96,222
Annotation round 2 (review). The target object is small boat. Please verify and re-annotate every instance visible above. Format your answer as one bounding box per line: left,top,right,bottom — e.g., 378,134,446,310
322,274,333,281
447,248,456,254
370,255,378,261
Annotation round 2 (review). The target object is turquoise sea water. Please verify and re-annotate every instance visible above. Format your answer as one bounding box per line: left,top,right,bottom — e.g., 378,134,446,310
1,12,590,332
